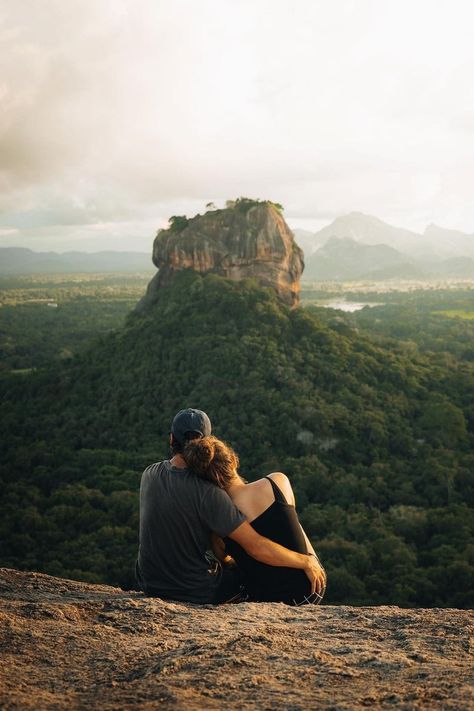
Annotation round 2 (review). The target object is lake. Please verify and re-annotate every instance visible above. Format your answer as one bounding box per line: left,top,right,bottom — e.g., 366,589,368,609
319,300,384,312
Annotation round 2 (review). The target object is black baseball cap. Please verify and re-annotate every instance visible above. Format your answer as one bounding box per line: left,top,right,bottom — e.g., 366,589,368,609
171,408,212,445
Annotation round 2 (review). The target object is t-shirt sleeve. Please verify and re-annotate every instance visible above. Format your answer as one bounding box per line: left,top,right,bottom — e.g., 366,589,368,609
200,486,246,538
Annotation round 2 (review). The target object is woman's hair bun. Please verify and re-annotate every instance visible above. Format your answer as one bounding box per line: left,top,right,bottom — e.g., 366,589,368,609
183,436,216,476
183,435,239,488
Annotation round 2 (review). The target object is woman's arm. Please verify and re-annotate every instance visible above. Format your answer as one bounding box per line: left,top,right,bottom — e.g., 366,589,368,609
268,472,295,505
300,524,316,556
300,523,326,584
210,532,236,566
269,472,326,584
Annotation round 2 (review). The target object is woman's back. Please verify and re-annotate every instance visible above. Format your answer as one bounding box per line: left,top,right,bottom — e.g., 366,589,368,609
225,475,313,604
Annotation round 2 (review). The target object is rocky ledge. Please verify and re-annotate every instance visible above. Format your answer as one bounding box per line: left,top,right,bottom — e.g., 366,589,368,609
0,568,472,710
137,200,304,311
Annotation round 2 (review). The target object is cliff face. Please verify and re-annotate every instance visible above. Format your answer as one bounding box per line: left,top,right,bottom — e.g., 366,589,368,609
138,202,304,311
1,568,473,710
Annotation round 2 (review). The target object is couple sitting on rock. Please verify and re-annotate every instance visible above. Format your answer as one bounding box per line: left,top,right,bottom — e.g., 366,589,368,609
136,408,326,605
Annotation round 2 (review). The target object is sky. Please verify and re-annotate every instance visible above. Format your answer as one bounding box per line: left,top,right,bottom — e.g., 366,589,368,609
1,0,474,252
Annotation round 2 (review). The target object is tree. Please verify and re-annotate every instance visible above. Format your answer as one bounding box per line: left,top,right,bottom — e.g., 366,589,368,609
418,398,467,448
168,215,189,232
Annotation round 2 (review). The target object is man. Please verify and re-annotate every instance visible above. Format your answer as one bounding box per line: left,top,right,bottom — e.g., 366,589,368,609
137,407,325,604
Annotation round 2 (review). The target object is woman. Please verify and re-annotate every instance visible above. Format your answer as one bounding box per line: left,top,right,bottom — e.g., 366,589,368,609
184,435,326,605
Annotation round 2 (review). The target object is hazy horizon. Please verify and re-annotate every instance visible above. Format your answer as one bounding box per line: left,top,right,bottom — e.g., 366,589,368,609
1,1,474,252
1,207,474,254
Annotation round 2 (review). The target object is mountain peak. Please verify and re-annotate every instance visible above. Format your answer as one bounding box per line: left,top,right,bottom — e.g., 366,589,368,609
138,199,304,310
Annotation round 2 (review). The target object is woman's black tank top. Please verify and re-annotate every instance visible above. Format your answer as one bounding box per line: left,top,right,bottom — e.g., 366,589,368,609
225,477,311,604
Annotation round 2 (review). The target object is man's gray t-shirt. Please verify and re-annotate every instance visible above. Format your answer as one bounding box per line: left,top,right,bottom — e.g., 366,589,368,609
138,460,246,603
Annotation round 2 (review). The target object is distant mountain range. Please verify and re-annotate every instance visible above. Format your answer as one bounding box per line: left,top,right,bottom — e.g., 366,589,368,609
296,213,474,281
303,237,424,281
2,212,474,280
0,248,153,274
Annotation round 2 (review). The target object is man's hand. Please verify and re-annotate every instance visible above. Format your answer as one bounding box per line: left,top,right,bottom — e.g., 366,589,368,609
304,554,326,596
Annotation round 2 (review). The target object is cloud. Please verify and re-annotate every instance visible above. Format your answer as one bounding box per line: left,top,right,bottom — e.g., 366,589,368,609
1,0,474,250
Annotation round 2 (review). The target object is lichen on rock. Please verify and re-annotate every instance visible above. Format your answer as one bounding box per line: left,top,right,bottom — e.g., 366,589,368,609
137,200,304,312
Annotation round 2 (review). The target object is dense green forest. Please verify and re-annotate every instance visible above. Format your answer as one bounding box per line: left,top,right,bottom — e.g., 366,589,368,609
303,285,474,361
1,273,473,608
0,274,150,372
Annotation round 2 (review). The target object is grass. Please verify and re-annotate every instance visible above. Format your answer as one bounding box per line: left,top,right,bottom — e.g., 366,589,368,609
432,309,474,320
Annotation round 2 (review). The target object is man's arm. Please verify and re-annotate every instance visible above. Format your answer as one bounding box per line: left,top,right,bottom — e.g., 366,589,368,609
228,520,325,595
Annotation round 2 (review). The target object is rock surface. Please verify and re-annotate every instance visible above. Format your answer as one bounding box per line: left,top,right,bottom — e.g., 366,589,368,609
1,568,472,710
137,202,304,311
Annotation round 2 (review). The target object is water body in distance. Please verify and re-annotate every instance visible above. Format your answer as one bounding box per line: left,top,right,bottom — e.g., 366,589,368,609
316,300,385,312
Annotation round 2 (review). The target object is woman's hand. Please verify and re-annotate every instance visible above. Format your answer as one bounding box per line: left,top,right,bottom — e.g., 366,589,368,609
222,554,237,568
210,532,228,562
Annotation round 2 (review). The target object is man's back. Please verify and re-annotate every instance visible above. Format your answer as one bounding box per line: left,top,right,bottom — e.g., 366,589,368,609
138,460,245,603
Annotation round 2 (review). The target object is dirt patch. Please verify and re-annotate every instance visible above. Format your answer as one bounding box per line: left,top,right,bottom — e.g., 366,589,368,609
0,568,472,710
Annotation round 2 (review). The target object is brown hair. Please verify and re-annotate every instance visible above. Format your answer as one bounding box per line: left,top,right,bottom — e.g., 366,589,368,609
183,435,239,489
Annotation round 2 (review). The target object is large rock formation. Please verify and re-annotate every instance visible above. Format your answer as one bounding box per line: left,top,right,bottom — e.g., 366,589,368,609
137,201,304,311
1,568,473,710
